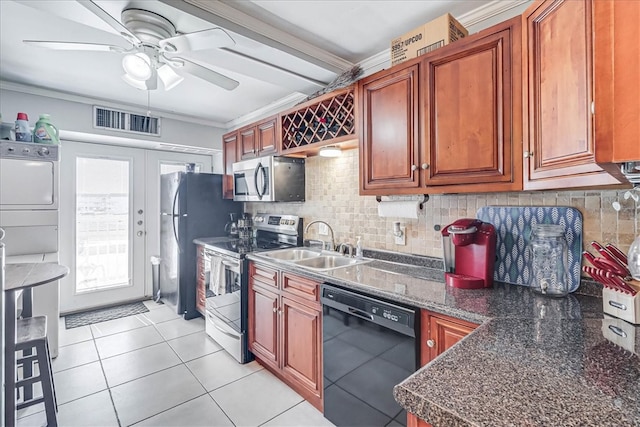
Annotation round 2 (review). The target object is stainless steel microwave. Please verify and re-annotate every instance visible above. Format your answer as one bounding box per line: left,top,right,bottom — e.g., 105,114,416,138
232,155,305,202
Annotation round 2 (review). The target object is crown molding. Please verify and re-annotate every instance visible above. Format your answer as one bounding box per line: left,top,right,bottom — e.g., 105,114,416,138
0,80,226,128
177,0,354,74
457,0,531,27
224,92,307,130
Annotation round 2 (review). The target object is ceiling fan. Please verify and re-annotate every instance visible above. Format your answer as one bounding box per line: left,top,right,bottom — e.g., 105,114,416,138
23,0,239,91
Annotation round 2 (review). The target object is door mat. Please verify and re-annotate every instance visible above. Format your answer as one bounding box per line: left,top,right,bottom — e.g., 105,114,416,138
64,302,149,329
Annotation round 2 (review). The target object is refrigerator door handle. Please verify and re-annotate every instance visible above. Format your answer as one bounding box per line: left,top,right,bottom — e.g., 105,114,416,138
172,183,182,253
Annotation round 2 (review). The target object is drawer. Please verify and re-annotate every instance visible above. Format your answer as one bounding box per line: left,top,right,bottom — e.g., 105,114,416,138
282,272,320,303
250,262,278,288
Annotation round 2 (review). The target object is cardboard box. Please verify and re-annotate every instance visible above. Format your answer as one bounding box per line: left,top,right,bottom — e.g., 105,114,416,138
391,13,468,66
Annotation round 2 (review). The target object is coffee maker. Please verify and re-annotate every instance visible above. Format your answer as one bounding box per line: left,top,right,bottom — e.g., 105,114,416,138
441,218,497,289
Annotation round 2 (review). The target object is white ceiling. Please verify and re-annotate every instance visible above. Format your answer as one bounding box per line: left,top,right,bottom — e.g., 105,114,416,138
0,0,523,129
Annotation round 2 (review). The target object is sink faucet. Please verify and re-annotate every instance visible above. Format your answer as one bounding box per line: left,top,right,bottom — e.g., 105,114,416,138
337,242,354,257
304,220,335,251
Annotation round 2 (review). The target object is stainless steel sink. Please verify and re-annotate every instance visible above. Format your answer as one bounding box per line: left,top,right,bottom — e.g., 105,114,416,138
292,255,370,270
257,247,370,271
260,247,322,261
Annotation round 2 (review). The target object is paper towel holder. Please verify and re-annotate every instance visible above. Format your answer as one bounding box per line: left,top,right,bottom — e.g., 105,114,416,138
376,194,429,209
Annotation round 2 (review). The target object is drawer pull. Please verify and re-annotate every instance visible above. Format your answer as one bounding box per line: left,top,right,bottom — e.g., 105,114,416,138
608,300,627,311
608,325,627,338
426,339,435,348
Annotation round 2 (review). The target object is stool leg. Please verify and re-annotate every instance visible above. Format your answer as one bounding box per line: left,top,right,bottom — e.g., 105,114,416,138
23,346,34,401
37,341,58,427
44,340,58,411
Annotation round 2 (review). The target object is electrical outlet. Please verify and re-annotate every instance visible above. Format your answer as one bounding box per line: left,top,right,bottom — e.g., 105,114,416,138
395,227,406,245
319,223,329,236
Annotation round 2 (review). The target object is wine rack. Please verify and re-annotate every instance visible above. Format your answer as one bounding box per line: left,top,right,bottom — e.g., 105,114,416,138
280,86,356,153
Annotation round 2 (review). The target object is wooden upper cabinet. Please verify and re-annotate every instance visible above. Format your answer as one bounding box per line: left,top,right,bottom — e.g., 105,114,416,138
239,125,257,159
523,0,622,190
593,0,640,164
256,115,278,156
359,61,421,194
422,16,522,192
222,130,239,199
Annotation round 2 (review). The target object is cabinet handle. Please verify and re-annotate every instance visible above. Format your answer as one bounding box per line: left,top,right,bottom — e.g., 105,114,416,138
273,307,277,313
411,165,417,171
524,151,534,158
426,339,435,348
421,163,429,170
278,310,282,315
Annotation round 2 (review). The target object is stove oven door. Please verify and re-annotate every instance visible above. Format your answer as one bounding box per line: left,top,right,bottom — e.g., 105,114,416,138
205,253,246,363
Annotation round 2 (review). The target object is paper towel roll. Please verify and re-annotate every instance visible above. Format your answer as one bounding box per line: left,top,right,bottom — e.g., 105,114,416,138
377,200,420,219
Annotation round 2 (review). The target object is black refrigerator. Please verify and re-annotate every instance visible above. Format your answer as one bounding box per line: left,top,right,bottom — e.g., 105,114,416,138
160,172,240,319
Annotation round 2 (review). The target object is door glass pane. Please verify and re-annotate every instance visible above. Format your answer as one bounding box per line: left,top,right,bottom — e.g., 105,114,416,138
75,157,131,292
160,162,200,174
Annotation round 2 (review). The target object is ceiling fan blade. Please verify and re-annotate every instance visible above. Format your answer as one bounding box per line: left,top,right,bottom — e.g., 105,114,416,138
23,40,126,53
171,57,239,91
159,28,235,53
77,0,142,45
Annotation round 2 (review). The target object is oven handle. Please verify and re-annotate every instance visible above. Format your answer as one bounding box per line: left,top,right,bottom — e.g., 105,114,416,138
207,312,241,341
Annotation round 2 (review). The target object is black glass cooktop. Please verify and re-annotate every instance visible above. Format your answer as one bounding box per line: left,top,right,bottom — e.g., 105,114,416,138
206,237,293,257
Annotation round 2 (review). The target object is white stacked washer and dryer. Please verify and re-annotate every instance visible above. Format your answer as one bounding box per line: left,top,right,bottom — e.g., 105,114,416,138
0,140,61,357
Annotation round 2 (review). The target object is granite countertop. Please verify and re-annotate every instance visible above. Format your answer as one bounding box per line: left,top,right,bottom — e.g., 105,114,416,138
247,251,640,426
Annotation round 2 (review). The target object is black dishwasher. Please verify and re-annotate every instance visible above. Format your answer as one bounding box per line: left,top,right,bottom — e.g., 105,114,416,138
321,283,418,427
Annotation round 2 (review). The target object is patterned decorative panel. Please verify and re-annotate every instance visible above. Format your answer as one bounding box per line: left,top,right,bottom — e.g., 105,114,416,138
476,206,583,292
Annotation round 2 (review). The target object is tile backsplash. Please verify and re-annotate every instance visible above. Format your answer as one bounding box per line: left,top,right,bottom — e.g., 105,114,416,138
246,149,639,263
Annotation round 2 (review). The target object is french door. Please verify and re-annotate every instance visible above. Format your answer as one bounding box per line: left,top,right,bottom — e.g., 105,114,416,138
59,142,146,312
59,141,214,313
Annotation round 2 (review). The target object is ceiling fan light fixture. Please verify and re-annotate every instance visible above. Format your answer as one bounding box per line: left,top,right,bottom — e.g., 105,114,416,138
122,52,152,80
158,64,184,90
121,73,150,90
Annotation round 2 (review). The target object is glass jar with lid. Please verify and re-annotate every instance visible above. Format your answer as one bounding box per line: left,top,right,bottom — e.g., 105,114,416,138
528,224,569,297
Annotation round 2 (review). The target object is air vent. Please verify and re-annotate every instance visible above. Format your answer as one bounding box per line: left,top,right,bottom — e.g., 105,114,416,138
94,106,161,136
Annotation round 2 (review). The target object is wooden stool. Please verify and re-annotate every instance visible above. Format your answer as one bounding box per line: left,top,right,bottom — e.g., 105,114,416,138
15,316,58,426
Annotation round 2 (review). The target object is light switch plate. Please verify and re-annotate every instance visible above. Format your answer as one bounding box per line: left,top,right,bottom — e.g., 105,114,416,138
319,223,329,235
395,227,406,245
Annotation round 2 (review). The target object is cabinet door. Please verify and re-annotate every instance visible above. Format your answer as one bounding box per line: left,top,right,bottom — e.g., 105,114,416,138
422,17,522,192
523,0,620,189
420,310,477,366
240,126,257,159
248,281,279,367
359,62,421,194
222,131,238,199
281,296,322,409
593,0,640,164
257,116,278,156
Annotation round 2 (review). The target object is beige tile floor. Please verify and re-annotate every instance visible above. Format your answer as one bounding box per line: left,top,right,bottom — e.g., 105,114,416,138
16,300,335,427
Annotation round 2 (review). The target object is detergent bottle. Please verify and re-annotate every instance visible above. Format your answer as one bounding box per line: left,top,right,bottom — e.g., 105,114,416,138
33,114,59,144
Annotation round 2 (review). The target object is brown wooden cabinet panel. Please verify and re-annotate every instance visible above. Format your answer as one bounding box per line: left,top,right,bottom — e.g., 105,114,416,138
222,130,239,199
359,62,421,194
256,116,278,156
523,0,621,189
419,310,477,367
195,245,206,315
248,282,279,368
248,262,322,411
239,125,257,159
423,17,522,191
281,296,322,406
594,0,640,164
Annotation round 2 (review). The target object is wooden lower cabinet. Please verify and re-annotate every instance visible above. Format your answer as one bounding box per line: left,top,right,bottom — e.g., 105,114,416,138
195,245,207,315
408,310,478,426
248,262,323,411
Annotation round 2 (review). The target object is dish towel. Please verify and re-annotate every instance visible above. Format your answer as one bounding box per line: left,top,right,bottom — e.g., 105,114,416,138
210,257,225,296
